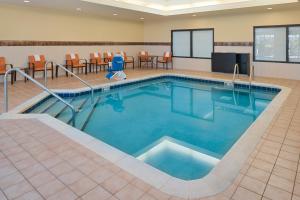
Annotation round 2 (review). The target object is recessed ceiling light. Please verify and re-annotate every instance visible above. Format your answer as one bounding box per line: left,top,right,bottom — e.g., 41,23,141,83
76,8,82,11
140,17,144,20
192,14,197,17
113,13,118,16
267,7,273,10
24,0,30,3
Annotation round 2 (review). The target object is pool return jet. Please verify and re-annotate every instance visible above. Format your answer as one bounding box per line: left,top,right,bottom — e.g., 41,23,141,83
106,54,127,80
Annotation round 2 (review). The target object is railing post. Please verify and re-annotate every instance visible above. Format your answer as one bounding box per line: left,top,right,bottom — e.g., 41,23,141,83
44,68,47,87
71,109,76,126
91,89,94,104
4,73,8,112
233,64,239,83
249,65,254,86
44,61,53,87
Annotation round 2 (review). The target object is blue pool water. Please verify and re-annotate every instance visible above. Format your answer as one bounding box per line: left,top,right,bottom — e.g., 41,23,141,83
26,77,278,180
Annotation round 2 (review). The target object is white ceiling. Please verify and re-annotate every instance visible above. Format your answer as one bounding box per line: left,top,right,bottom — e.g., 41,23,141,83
0,0,299,20
0,0,158,20
82,0,298,15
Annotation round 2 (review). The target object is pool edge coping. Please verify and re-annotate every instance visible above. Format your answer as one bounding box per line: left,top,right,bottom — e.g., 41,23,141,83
0,73,291,199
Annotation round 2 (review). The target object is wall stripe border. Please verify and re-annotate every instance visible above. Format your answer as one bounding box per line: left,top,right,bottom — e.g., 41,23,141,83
214,42,253,46
0,40,171,46
0,40,253,47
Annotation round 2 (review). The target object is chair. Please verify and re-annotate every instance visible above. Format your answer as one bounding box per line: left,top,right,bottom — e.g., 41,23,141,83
106,54,126,80
156,52,173,69
0,57,14,84
65,53,87,75
138,51,153,68
28,55,54,79
119,51,134,69
103,52,114,63
90,52,108,73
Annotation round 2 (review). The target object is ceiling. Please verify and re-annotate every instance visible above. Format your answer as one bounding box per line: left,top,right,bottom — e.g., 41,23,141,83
82,0,299,15
0,0,299,20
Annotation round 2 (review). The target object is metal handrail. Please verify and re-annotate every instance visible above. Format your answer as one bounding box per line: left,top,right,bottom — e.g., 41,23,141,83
232,63,239,83
249,65,254,86
45,63,94,104
3,68,77,125
44,61,53,86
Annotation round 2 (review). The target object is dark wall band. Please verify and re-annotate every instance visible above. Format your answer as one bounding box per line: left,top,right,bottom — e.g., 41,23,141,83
0,40,253,47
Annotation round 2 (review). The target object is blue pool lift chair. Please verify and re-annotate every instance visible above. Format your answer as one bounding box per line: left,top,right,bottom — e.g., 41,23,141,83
106,54,127,80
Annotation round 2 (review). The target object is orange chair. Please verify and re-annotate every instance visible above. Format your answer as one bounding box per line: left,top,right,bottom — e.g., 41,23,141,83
119,51,134,69
156,52,173,70
65,53,87,75
138,51,153,68
90,52,108,73
0,57,14,84
103,51,114,63
28,55,54,79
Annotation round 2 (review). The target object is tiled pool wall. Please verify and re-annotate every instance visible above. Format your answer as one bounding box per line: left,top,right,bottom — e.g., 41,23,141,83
23,75,281,113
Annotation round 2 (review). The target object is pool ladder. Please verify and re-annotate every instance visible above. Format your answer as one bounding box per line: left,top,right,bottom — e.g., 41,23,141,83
232,64,254,86
232,64,240,84
3,68,77,125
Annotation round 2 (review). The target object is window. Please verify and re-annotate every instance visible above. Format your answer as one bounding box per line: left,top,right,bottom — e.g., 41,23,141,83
172,31,191,57
254,25,300,63
192,30,214,58
171,28,214,58
289,26,300,62
254,27,286,62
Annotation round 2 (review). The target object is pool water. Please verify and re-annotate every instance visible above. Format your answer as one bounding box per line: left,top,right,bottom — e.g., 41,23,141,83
26,77,278,180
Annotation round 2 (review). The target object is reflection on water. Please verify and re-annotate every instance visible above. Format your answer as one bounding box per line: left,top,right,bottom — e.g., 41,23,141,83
83,79,277,180
104,93,125,112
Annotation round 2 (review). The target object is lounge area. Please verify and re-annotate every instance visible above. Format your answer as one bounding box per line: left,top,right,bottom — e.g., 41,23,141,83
0,1,300,200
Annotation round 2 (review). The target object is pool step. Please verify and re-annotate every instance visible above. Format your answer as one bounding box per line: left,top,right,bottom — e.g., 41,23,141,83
75,96,101,130
31,98,58,113
57,97,90,124
43,98,73,117
54,98,76,118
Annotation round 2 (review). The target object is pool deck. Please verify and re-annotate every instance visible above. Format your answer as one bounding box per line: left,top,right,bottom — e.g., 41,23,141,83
0,69,300,200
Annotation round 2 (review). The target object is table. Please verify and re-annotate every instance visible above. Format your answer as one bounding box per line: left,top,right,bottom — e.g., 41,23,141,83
138,55,158,68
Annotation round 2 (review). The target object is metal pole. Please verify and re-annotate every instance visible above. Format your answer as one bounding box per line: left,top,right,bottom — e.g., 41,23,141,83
4,73,8,112
72,109,76,126
91,89,94,104
44,61,53,87
4,68,76,120
44,66,47,87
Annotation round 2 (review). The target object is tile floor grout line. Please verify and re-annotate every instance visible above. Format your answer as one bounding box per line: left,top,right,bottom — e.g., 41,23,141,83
260,93,299,200
11,120,130,200
290,88,300,199
0,148,14,200
3,123,82,200
0,141,47,200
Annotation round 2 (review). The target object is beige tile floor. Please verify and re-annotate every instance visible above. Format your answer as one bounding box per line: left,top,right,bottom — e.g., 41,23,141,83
0,69,300,200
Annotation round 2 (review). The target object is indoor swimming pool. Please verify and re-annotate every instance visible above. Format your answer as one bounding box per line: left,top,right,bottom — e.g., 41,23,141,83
24,76,280,180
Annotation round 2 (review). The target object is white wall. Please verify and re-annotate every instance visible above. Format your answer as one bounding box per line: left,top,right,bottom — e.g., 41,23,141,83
0,5,144,42
1,4,300,80
144,44,300,80
0,45,143,67
215,46,300,80
0,45,142,81
143,7,300,80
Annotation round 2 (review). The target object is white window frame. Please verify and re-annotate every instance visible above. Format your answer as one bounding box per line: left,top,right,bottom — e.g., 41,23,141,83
253,25,300,64
171,28,214,59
